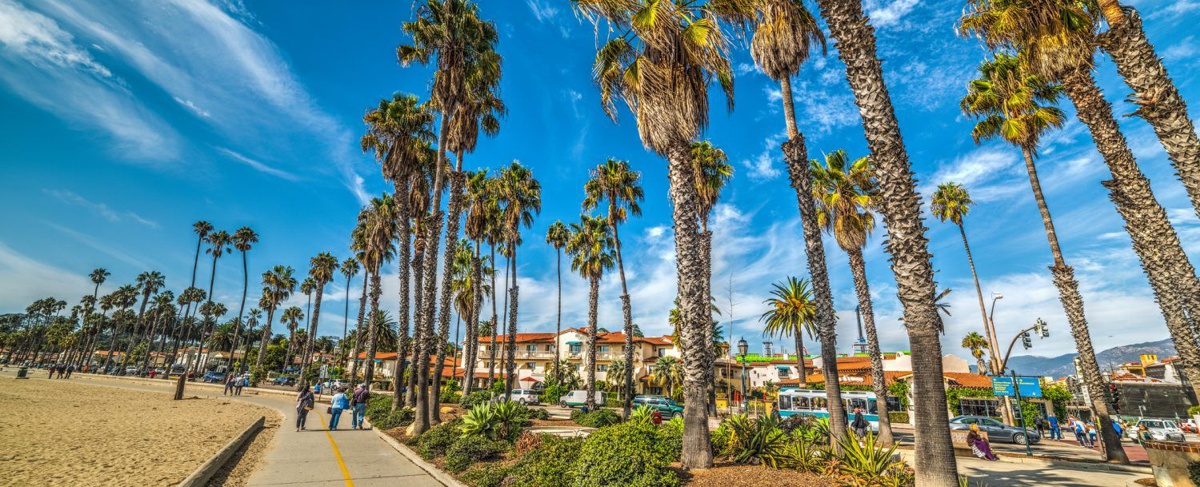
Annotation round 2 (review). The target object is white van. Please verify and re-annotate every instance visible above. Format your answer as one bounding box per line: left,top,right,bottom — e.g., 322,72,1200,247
558,390,606,408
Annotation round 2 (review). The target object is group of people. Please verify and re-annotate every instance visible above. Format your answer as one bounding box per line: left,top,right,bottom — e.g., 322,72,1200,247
45,363,75,379
223,373,249,396
295,383,372,432
1064,415,1125,448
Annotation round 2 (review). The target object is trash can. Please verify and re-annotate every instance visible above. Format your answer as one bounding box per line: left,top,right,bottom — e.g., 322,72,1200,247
16,366,28,379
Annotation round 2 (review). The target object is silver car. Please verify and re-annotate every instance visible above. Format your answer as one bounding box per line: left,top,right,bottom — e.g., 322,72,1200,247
510,389,540,405
1130,419,1186,442
949,415,1041,445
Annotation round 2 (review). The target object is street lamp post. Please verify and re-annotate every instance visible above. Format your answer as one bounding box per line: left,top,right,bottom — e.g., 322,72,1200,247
738,337,748,414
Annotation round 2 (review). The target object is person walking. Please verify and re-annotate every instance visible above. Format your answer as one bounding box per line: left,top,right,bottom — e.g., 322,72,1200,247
235,375,246,396
224,373,236,396
65,364,74,379
1035,413,1046,438
851,406,869,438
351,384,370,430
1047,414,1061,440
1086,421,1098,448
47,365,55,379
329,388,349,430
296,386,315,432
1072,417,1086,447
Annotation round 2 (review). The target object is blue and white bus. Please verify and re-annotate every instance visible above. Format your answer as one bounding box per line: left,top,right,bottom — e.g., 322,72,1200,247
776,389,880,433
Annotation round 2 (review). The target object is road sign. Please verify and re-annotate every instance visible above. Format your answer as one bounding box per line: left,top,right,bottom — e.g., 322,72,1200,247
991,376,1043,398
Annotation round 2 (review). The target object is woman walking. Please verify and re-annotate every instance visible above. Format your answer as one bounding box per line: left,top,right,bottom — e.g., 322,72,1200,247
296,385,315,432
329,387,349,430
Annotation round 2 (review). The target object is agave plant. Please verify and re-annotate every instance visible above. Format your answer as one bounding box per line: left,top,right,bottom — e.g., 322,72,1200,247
629,404,656,424
725,414,794,468
788,434,828,474
460,403,500,439
833,432,907,486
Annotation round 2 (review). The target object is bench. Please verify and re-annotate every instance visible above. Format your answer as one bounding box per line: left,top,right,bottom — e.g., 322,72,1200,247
950,429,988,449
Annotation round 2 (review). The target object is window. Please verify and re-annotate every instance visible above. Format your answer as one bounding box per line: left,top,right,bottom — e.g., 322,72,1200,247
958,398,1002,418
657,348,668,357
980,418,1003,428
525,362,535,370
526,344,537,352
598,364,609,372
569,344,582,354
599,345,610,352
546,345,554,352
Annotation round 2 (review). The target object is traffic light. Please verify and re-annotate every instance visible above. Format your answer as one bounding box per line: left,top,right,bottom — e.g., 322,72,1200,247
1021,331,1033,349
1108,383,1122,413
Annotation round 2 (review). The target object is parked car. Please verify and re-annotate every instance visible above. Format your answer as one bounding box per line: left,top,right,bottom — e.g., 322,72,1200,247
1130,419,1186,442
559,390,606,408
273,376,296,386
323,379,346,391
632,395,684,418
201,371,226,383
1179,419,1199,434
124,366,139,375
949,415,1041,445
509,389,540,405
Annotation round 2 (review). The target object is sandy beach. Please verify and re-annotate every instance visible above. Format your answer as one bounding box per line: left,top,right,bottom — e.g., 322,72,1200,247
0,376,269,486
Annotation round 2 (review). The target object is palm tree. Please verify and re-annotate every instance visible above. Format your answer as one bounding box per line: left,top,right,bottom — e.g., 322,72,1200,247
398,0,499,434
282,306,305,368
144,291,175,373
257,265,297,369
89,268,110,305
195,229,231,373
230,226,258,373
494,161,541,399
759,276,816,388
960,51,1129,463
748,0,848,444
300,252,339,383
961,332,990,376
338,258,359,361
572,0,741,466
567,214,614,412
465,170,503,390
583,158,643,418
187,221,212,315
545,220,569,383
356,195,397,409
651,355,683,400
811,0,959,480
810,149,893,445
1093,4,1200,219
606,358,629,401
104,284,137,370
690,140,733,415
930,182,999,365
127,271,166,370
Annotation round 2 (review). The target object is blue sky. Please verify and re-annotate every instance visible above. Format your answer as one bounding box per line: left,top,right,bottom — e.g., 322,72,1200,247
2,0,1199,361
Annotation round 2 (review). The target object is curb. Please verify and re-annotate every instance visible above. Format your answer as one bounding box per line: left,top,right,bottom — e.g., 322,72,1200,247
371,427,464,487
178,415,265,487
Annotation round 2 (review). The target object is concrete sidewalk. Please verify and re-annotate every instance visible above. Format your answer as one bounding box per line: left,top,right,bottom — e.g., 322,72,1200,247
53,373,444,487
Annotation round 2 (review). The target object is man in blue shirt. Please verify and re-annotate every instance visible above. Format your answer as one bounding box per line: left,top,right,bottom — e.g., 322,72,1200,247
1047,414,1061,440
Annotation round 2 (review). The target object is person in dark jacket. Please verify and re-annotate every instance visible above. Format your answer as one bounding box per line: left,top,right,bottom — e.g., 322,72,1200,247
296,386,315,432
851,406,869,438
351,384,370,430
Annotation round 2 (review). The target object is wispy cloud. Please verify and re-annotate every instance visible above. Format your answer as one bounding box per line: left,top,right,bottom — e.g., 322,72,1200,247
0,240,89,311
739,130,786,181
865,0,921,28
42,188,159,228
526,0,558,22
42,221,154,270
217,147,301,182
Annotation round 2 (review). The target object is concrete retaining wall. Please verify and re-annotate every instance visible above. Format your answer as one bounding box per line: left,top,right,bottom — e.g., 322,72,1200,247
1145,440,1200,487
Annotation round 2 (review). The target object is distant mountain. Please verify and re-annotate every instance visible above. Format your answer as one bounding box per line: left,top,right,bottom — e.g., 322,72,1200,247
1004,338,1176,379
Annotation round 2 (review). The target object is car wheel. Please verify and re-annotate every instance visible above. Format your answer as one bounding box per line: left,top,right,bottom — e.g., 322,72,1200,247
519,399,527,405
560,401,567,408
1013,433,1028,446
672,412,682,419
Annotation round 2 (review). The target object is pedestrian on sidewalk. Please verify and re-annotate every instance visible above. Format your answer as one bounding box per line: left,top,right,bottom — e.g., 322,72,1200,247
851,406,869,438
352,384,370,430
1035,413,1046,438
65,364,74,379
224,373,236,396
296,385,315,432
47,365,55,379
329,388,349,430
1071,417,1086,446
1047,414,1061,440
1086,421,1098,447
235,375,246,395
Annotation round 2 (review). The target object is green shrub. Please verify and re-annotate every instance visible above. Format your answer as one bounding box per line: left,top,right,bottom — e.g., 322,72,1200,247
834,431,910,486
490,381,506,395
541,383,567,404
656,417,683,463
372,408,414,430
461,401,529,442
788,435,827,474
444,436,508,473
569,421,680,487
508,434,583,487
441,389,462,404
572,409,620,428
888,411,909,424
461,463,511,487
460,390,493,409
525,407,549,420
725,414,792,468
630,405,656,424
1189,405,1200,416
417,419,462,460
365,394,393,421
710,421,733,457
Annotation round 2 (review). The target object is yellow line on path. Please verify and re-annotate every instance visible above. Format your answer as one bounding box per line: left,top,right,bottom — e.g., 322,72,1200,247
316,412,355,487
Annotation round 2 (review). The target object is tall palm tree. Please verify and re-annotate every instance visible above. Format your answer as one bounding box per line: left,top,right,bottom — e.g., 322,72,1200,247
960,51,1128,463
145,291,175,374
465,170,502,389
398,0,498,435
961,332,990,376
760,276,816,388
301,252,339,382
930,182,999,367
357,195,397,406
1093,4,1200,219
567,214,614,412
690,140,733,415
652,355,683,400
545,220,569,383
123,271,165,372
749,0,848,443
494,161,541,399
583,158,643,418
230,227,258,373
257,265,297,369
195,229,231,372
572,0,742,466
338,258,360,361
89,268,109,305
188,221,212,315
809,0,958,478
104,284,137,370
810,149,893,445
282,306,305,368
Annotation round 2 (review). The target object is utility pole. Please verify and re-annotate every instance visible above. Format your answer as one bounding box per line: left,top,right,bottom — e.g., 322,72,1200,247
725,272,739,417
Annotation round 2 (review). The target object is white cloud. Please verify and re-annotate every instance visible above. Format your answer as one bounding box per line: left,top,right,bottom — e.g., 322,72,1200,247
865,0,921,28
42,189,160,228
526,0,558,22
217,147,301,182
0,241,90,312
1163,36,1198,62
173,96,211,118
739,130,787,181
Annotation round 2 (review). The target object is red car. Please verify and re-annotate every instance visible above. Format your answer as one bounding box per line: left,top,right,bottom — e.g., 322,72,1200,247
1181,420,1199,434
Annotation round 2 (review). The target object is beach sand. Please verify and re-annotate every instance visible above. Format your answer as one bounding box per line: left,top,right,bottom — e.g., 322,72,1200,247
0,377,268,486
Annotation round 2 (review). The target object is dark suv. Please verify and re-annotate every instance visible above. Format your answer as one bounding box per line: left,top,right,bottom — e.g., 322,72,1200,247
632,395,684,418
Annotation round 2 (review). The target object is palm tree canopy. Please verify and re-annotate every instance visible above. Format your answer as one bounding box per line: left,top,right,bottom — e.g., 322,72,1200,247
397,0,499,112
135,271,166,298
811,149,877,252
340,257,361,281
301,277,316,298
465,168,499,243
759,276,817,341
930,182,973,226
959,0,1099,79
89,268,110,286
545,220,569,251
193,221,213,239
361,93,436,184
206,230,231,259
310,252,339,285
960,52,1066,151
961,331,989,357
353,193,399,272
446,47,505,155
582,158,644,225
494,161,541,247
232,226,259,252
566,214,615,281
689,140,734,224
262,265,298,312
749,0,827,81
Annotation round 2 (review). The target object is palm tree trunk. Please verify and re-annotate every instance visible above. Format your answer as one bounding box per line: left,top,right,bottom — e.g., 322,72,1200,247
407,245,425,407
349,271,369,387
701,230,716,416
794,332,806,388
498,251,512,390
1063,67,1200,409
667,143,713,469
810,1,958,482
432,168,468,422
487,244,499,389
957,221,1002,372
1097,8,1200,220
123,292,151,372
554,248,562,384
847,248,894,445
363,270,382,390
301,282,326,386
230,250,249,373
585,277,600,411
393,195,413,410
609,212,636,418
257,306,276,369
463,239,484,396
782,137,847,447
505,249,521,399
